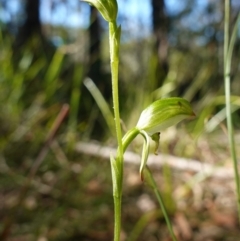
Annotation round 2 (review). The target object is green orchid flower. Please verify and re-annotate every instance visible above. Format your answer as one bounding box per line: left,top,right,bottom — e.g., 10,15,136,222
122,97,195,180
136,97,195,135
81,0,118,22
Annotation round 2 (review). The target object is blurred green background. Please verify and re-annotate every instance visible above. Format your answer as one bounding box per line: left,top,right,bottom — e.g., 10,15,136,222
0,0,240,240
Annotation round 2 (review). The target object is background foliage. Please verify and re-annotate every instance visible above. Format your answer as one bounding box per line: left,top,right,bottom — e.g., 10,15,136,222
0,0,240,240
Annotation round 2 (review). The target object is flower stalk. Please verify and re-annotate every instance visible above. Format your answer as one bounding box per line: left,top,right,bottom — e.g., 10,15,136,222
224,0,240,223
82,1,195,240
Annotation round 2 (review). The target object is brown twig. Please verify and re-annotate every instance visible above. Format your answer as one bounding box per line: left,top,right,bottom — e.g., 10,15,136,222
75,141,234,180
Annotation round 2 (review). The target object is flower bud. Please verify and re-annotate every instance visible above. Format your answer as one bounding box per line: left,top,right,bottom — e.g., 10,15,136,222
136,97,195,136
82,0,118,22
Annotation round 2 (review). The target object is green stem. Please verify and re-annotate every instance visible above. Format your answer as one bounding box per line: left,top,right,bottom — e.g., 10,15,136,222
109,21,123,241
224,0,240,223
111,128,140,241
144,166,178,241
224,0,229,69
113,195,122,241
122,127,140,153
109,21,123,158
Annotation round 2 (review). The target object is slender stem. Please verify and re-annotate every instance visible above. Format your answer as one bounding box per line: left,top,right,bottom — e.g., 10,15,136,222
122,127,140,153
112,127,140,241
109,21,123,241
113,195,122,241
224,0,240,223
144,166,178,241
109,21,123,159
224,0,229,69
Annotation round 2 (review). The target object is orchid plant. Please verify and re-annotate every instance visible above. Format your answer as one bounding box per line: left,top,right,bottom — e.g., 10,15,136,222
82,0,195,240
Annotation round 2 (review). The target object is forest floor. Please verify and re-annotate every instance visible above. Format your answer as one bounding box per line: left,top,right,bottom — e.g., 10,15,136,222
1,129,240,241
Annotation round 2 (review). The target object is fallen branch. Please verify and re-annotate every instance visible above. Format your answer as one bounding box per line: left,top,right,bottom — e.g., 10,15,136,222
75,141,234,180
